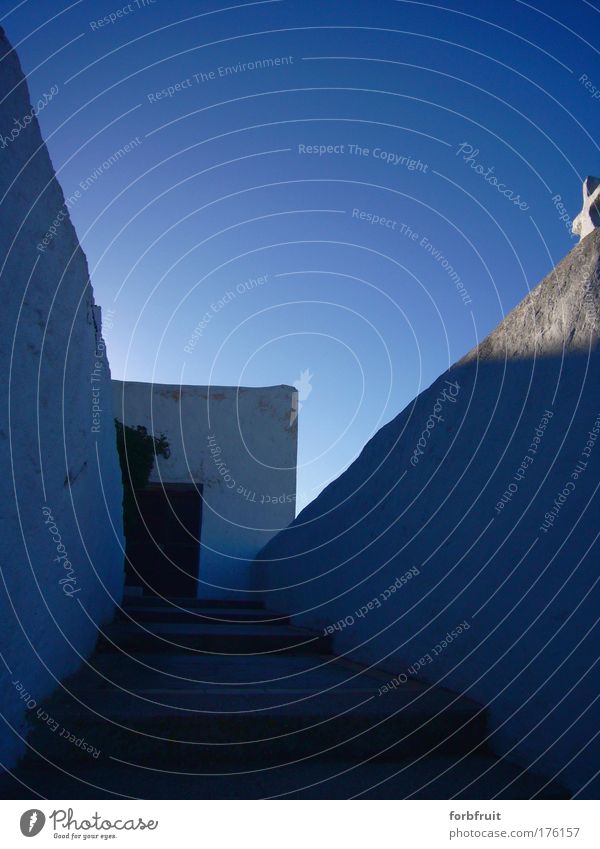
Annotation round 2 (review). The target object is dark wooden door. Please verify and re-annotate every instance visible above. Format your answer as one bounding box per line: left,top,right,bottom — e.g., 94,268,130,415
126,485,202,597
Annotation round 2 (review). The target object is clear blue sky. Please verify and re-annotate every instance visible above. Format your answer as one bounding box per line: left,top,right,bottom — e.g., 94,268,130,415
3,0,598,511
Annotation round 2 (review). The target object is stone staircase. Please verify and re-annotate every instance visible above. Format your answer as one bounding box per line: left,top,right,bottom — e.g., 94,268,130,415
0,597,569,799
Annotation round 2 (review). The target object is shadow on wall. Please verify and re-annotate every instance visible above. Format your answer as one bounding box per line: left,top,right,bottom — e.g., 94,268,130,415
254,351,600,797
0,28,124,771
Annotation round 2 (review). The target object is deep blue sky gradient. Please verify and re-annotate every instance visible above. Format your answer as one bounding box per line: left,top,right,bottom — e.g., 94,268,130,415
3,0,599,510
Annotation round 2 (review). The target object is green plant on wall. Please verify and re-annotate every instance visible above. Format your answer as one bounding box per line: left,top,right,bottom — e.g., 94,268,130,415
114,420,170,540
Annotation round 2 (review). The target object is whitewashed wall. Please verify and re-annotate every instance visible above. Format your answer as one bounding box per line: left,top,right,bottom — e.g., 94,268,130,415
255,232,600,797
0,29,124,770
112,380,297,598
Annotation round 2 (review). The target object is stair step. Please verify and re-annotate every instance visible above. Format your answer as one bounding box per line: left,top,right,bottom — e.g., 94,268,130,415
117,607,289,625
97,622,331,656
58,651,341,687
10,597,568,798
124,597,264,610
0,751,569,799
26,684,488,768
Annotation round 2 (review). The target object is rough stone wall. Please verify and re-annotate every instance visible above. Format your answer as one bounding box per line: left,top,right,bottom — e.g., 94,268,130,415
0,29,124,770
255,231,600,796
112,381,297,598
460,229,600,362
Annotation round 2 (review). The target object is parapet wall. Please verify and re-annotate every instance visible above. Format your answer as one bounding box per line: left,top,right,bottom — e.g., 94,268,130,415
0,29,124,771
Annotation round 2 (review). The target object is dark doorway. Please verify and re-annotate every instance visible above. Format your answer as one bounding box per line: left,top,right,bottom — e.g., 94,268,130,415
126,484,202,597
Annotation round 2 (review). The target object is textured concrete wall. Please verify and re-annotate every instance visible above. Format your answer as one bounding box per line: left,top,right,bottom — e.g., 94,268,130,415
0,29,124,771
112,380,297,598
255,231,600,797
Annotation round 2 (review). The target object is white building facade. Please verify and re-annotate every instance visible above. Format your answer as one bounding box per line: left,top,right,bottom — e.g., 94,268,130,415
112,380,298,599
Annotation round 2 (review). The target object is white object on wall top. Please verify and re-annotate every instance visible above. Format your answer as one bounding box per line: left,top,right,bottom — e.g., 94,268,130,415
572,175,600,241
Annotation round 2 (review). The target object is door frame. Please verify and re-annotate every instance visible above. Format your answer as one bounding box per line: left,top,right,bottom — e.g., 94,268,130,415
126,482,203,597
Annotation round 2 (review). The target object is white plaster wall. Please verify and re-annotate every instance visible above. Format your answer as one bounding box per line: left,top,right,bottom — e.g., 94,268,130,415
255,232,600,797
112,380,297,598
0,29,124,771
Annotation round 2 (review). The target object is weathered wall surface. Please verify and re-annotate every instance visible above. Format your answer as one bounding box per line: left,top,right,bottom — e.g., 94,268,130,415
0,30,124,770
112,381,297,598
255,231,600,797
